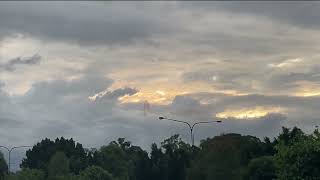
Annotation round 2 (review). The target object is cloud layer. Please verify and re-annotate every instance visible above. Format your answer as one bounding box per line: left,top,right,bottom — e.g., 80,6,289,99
0,1,320,170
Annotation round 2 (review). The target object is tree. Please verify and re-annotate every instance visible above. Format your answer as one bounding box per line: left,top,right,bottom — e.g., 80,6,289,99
161,135,193,180
79,166,113,180
244,156,276,180
92,138,152,180
48,152,70,178
5,168,45,180
0,152,7,180
275,127,306,146
21,137,89,175
275,131,320,179
93,139,130,180
149,135,194,180
126,145,151,180
150,143,168,180
188,134,267,180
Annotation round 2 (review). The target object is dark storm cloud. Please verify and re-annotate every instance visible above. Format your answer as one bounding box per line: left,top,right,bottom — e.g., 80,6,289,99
0,2,177,46
0,54,41,71
179,2,320,29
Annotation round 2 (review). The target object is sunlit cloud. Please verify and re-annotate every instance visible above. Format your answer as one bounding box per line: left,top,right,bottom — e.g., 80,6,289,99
216,106,287,120
118,89,187,105
268,58,303,68
291,81,320,97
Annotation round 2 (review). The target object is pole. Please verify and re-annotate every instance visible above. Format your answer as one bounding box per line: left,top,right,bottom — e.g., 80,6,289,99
159,117,222,146
0,145,31,174
191,121,221,146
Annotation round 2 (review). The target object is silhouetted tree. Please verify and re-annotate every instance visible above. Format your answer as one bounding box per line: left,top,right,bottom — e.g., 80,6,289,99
5,168,45,180
21,137,89,175
244,156,276,180
188,134,267,180
150,143,168,180
12,127,320,180
79,166,113,180
0,152,7,180
48,152,70,178
275,129,320,179
149,134,194,180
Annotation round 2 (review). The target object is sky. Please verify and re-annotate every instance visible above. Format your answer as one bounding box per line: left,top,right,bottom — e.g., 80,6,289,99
1,1,320,170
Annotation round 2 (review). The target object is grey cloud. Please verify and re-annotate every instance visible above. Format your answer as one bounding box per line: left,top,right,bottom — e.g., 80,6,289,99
170,96,211,120
179,2,320,29
1,1,320,171
220,2,320,30
182,60,320,94
265,67,320,91
0,2,179,46
22,75,112,105
0,118,22,128
0,54,41,71
2,75,320,171
182,69,258,93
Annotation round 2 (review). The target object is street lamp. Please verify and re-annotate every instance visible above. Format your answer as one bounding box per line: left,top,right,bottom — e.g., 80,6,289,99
0,145,31,174
158,116,222,146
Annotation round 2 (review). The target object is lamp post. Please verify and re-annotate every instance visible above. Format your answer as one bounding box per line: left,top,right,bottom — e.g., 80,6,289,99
0,145,31,174
159,116,222,146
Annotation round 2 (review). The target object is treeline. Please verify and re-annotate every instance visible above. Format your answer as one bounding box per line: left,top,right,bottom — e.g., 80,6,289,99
0,127,320,180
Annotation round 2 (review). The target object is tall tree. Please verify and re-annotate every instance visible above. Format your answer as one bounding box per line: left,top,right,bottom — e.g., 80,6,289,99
161,135,193,180
188,134,266,180
275,130,320,179
244,156,276,180
48,152,70,178
150,143,168,180
150,134,194,180
79,166,113,180
5,168,45,180
0,152,7,180
21,137,89,175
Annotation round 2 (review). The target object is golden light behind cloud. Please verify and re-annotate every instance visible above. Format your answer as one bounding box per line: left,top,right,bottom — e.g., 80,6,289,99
268,58,303,68
107,80,247,105
292,81,320,97
216,106,287,120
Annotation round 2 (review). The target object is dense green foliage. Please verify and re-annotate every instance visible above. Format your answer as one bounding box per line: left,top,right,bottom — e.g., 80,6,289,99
2,126,320,180
0,152,8,180
47,152,70,179
275,128,320,179
188,134,273,180
244,156,276,180
79,166,113,180
5,168,45,180
21,137,89,175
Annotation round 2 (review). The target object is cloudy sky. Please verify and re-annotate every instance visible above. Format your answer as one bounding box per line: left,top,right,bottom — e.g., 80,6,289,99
1,1,320,169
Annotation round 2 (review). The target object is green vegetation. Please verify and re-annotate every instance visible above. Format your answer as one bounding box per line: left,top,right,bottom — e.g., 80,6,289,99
1,127,320,180
0,152,8,180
